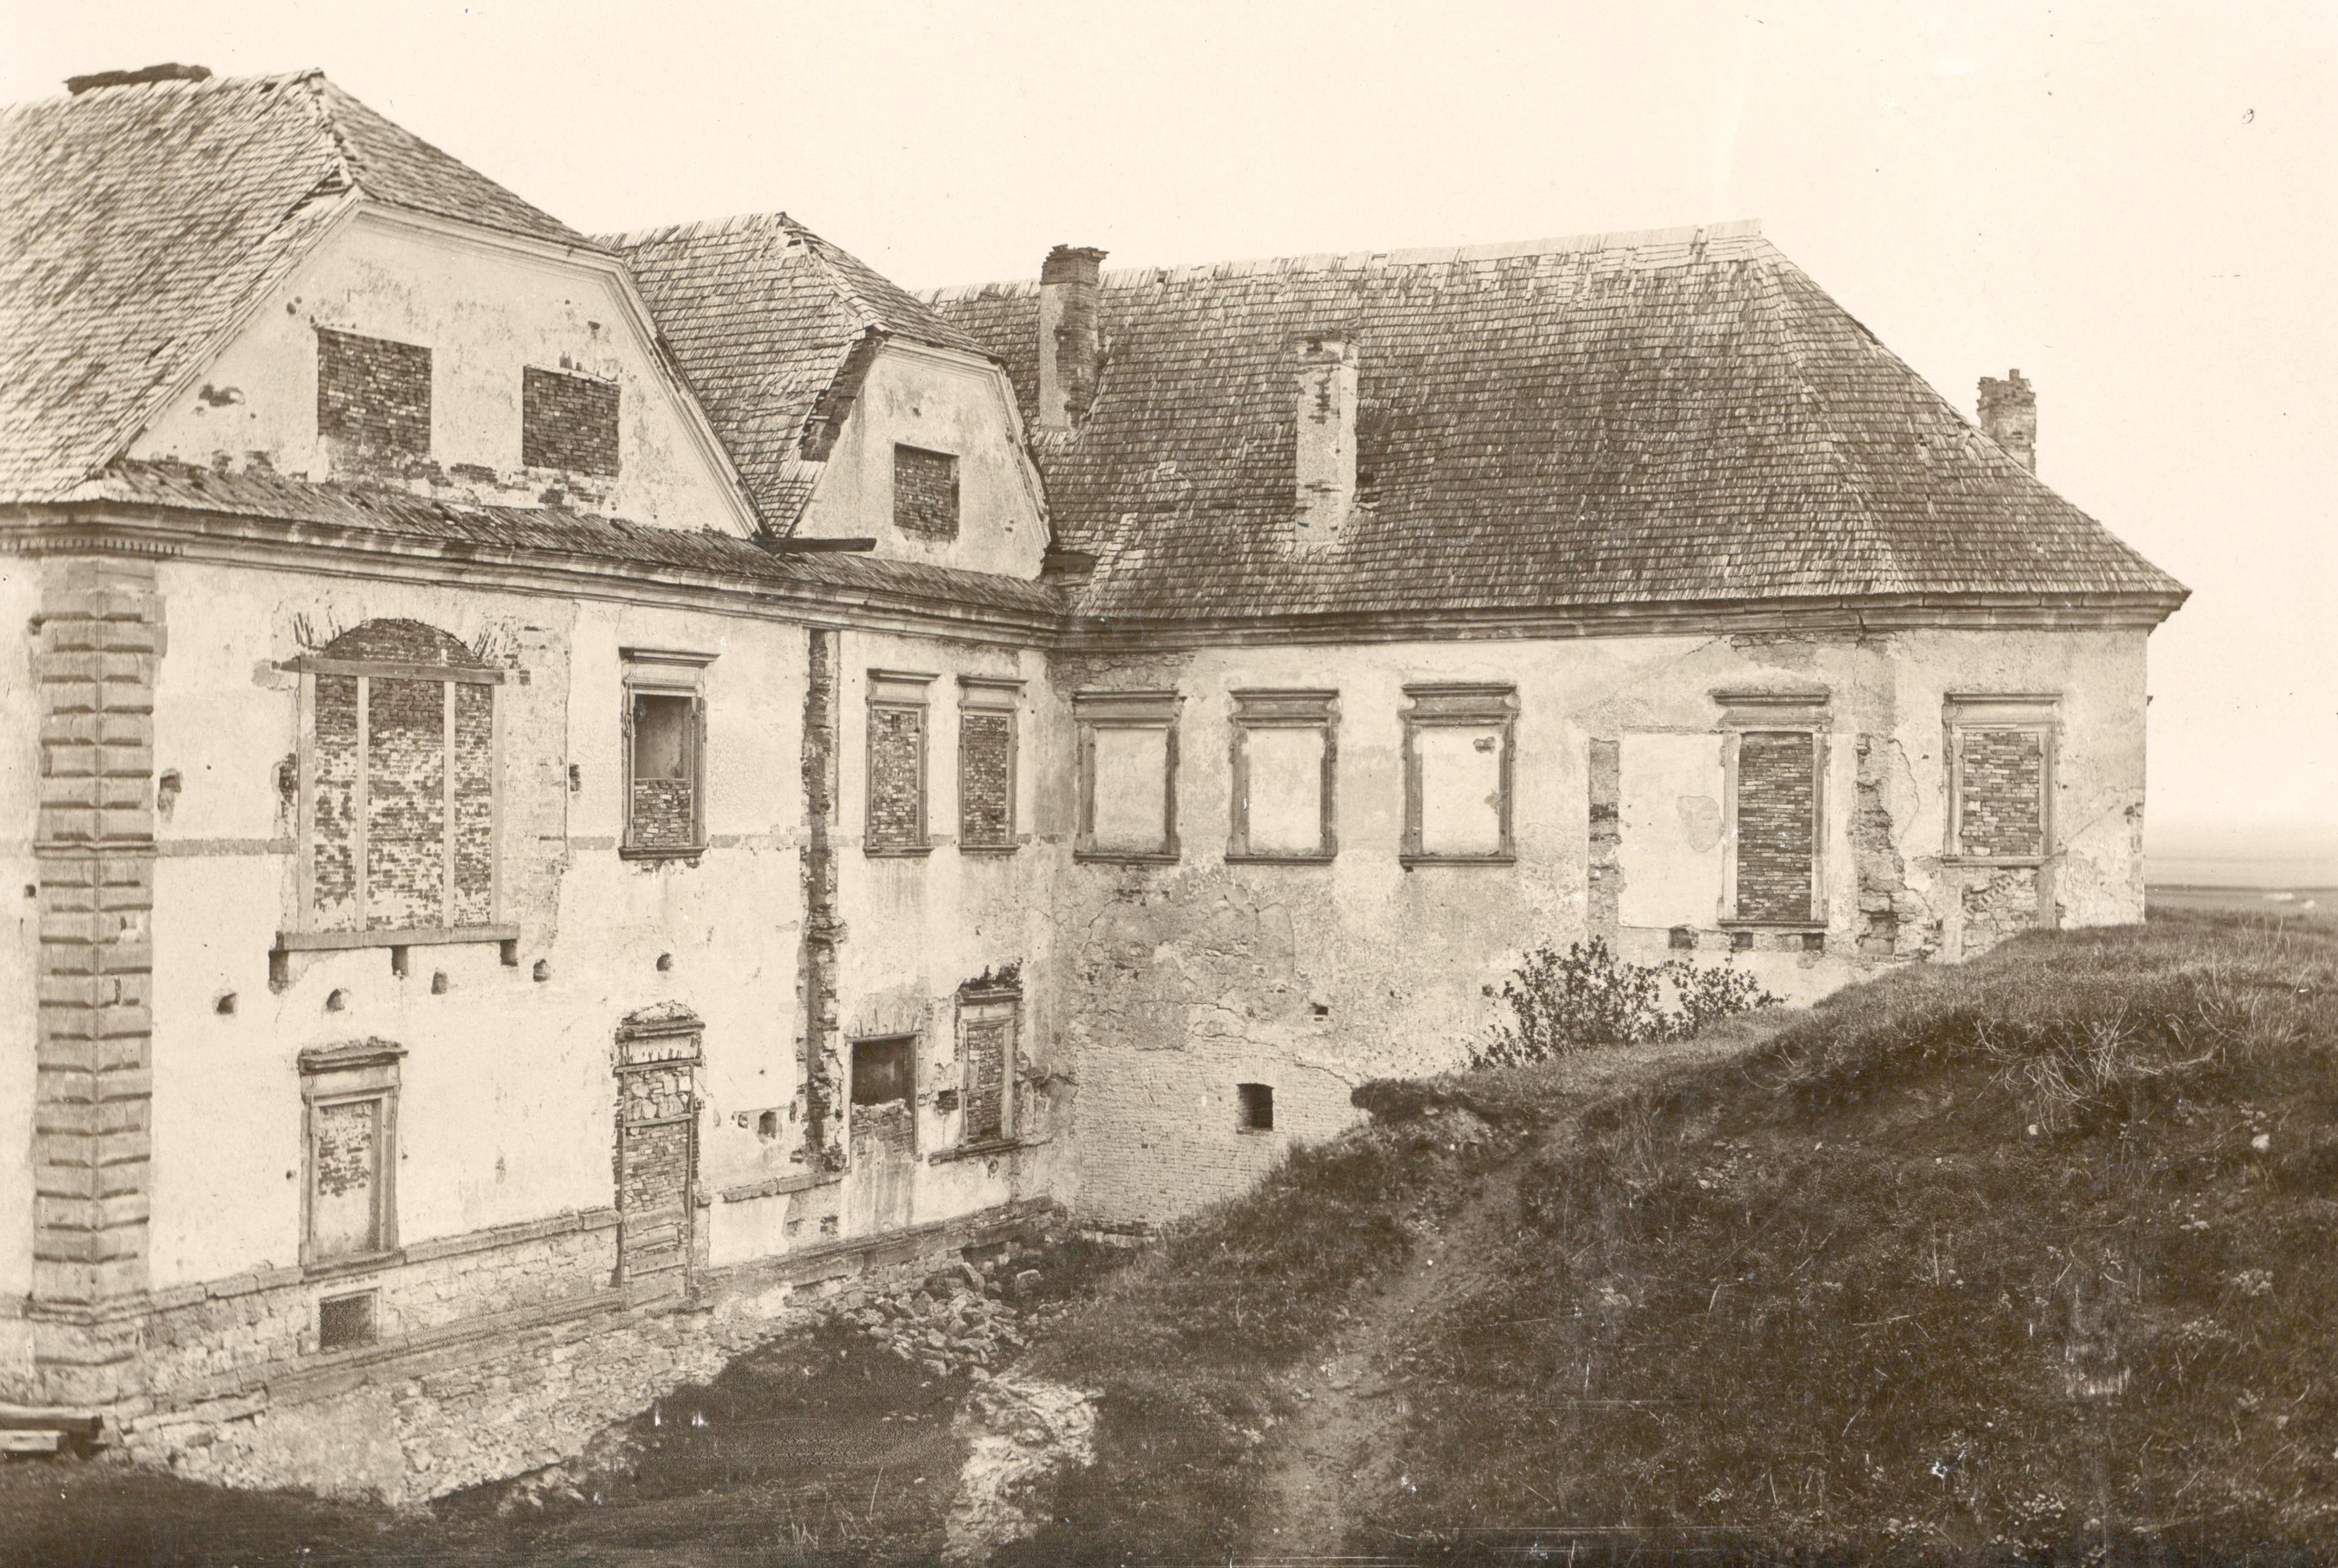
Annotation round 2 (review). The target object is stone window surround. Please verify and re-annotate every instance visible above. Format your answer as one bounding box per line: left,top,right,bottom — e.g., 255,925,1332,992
956,675,1023,854
1227,688,1339,864
299,1040,404,1280
1942,692,2059,867
620,647,715,862
953,983,1021,1151
1073,689,1183,864
1713,688,1831,931
865,669,937,857
278,646,514,958
1399,682,1517,867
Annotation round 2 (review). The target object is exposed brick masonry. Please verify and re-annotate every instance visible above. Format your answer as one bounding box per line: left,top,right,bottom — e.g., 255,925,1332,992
1958,728,2046,859
522,366,621,477
892,445,959,539
365,677,446,930
961,1019,1008,1143
317,328,431,460
959,711,1014,848
451,683,494,924
866,704,925,850
628,779,695,849
31,554,163,1404
1736,730,1816,922
798,630,846,1172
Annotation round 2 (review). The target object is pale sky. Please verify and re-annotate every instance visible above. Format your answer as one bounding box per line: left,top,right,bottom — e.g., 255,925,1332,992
7,1,2333,859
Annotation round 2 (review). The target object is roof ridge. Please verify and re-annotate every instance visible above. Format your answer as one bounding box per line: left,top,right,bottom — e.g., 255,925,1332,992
925,218,1768,302
602,209,804,250
1,67,324,113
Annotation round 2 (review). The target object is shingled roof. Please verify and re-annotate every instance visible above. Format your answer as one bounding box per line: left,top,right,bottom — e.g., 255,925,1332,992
930,222,2185,623
0,70,592,503
610,213,986,528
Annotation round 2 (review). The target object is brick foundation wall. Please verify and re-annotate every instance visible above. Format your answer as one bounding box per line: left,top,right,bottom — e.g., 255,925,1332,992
317,329,431,460
29,555,164,1405
1735,731,1816,922
521,367,621,477
892,446,959,539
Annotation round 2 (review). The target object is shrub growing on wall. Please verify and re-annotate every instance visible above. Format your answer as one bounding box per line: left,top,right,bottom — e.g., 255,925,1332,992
1473,937,1779,1065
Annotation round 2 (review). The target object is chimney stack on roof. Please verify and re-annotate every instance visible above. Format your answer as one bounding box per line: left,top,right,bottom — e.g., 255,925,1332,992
1037,244,1107,432
1978,369,2037,472
1294,334,1359,550
66,63,212,95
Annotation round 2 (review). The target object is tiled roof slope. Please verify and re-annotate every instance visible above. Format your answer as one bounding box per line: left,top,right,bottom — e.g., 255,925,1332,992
610,213,986,528
930,223,2185,621
0,71,591,503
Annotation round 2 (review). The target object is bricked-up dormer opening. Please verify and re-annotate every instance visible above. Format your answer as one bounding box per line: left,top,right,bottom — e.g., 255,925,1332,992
956,981,1020,1146
1238,1083,1275,1132
1714,689,1831,930
621,649,714,859
317,1290,377,1351
958,676,1023,853
523,365,621,477
866,670,936,856
317,328,431,461
284,621,508,957
893,445,960,540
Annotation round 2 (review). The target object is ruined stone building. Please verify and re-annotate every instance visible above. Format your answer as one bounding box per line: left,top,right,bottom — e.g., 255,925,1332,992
0,67,2183,1490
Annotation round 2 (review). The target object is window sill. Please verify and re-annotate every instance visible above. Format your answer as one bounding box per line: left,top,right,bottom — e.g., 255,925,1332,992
1074,850,1181,866
619,844,706,864
1717,918,1829,932
276,925,516,953
863,845,936,859
928,1135,1048,1166
1940,856,2049,869
719,1170,846,1204
1226,851,1336,866
302,1248,405,1282
1398,854,1516,869
959,843,1021,857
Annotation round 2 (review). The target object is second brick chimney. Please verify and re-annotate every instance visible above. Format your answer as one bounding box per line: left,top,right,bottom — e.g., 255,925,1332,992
1038,245,1107,432
1295,334,1358,550
1978,369,2037,471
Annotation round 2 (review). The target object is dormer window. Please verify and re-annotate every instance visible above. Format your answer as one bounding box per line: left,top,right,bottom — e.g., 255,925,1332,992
523,366,621,476
893,445,960,539
317,329,431,460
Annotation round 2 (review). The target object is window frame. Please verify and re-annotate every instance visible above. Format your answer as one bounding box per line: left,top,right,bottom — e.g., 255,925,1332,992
1399,683,1517,867
1713,689,1831,931
865,670,937,857
1073,689,1183,864
1943,693,2058,868
1227,689,1339,864
954,983,1021,1149
298,1040,404,1278
283,650,512,953
956,676,1023,854
620,648,715,862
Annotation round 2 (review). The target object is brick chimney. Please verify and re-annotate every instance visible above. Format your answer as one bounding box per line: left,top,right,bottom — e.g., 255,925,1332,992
1037,245,1107,432
1294,334,1358,550
1978,369,2037,471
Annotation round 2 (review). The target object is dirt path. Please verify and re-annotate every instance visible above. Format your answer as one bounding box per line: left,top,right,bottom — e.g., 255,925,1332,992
1249,1012,1803,1563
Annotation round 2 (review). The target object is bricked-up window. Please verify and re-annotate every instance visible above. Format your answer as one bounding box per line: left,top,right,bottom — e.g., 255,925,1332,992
1715,689,1831,927
1074,690,1182,863
621,649,713,857
1230,689,1338,862
1401,684,1516,865
866,670,936,854
317,328,431,458
893,445,960,539
957,983,1020,1145
958,676,1022,852
1946,694,2057,863
522,365,621,476
299,1041,402,1271
289,621,506,950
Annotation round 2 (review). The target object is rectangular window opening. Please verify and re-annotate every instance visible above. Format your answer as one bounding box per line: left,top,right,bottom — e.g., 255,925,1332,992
1230,690,1337,863
1074,690,1182,863
621,650,714,857
958,677,1022,853
316,328,432,460
867,671,936,855
1945,695,2058,865
318,1290,378,1351
893,445,961,539
1401,684,1516,865
1237,1083,1275,1132
957,985,1020,1146
299,1041,402,1272
851,1036,915,1107
522,365,621,477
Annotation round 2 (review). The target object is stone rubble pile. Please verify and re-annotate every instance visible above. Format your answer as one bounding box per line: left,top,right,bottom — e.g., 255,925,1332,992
850,1253,1062,1379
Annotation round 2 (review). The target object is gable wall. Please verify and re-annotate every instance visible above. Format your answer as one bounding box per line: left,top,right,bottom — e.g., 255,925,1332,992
131,210,748,531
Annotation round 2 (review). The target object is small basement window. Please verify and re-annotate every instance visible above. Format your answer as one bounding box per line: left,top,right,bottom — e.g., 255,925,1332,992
318,1290,377,1351
1237,1083,1275,1132
851,1036,915,1107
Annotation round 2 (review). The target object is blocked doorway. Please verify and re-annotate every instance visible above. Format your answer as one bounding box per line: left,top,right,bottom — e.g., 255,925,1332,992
614,1006,704,1294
